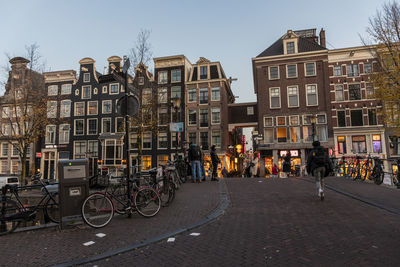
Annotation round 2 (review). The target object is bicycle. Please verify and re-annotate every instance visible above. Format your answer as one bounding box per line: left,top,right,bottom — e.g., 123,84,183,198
389,158,400,188
361,154,374,181
81,176,161,228
147,166,176,207
0,173,60,235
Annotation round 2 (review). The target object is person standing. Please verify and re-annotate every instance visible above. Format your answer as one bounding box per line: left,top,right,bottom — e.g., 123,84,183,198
282,152,291,177
272,163,279,178
306,140,332,201
188,143,202,183
251,156,259,177
210,145,220,181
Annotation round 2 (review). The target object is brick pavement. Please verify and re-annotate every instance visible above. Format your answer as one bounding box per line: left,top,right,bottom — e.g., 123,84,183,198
88,177,400,267
0,179,221,267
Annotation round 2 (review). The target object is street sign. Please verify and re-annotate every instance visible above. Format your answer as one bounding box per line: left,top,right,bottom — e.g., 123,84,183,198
111,72,136,92
36,152,42,158
117,94,140,116
170,122,184,132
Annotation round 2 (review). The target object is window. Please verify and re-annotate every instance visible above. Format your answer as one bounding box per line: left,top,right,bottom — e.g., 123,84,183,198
211,87,220,101
82,85,91,99
316,126,328,141
286,41,295,54
264,117,273,127
290,116,299,125
305,62,316,76
45,125,56,144
59,124,70,144
372,134,382,153
347,64,359,77
290,127,300,143
277,116,286,126
102,86,107,94
158,71,168,84
288,86,299,107
366,83,374,99
102,100,112,114
73,119,84,136
158,155,169,167
189,132,197,144
200,109,208,127
1,160,8,173
143,132,152,149
60,100,71,117
171,86,181,99
142,156,151,170
88,140,98,157
337,111,346,127
138,76,144,85
200,66,208,79
247,107,254,115
1,124,10,136
158,132,168,149
102,118,111,133
200,132,208,150
87,119,97,135
277,128,287,143
302,126,313,142
48,85,58,96
264,129,274,143
158,88,167,103
212,108,220,124
1,143,8,157
368,109,377,125
350,110,363,126
11,160,19,174
130,133,138,149
87,101,98,115
364,63,372,74
142,88,152,105
47,101,57,118
61,84,72,95
333,65,342,76
104,139,122,165
335,85,344,101
337,136,346,154
188,110,197,126
2,107,10,118
188,88,197,102
269,66,279,80
74,141,87,159
200,88,208,104
212,131,221,148
110,83,119,94
115,117,124,132
306,84,318,106
75,102,85,116
352,135,366,153
83,73,90,82
12,143,18,157
172,69,181,82
270,88,281,108
158,108,168,125
287,64,297,78
171,132,178,148
349,84,361,100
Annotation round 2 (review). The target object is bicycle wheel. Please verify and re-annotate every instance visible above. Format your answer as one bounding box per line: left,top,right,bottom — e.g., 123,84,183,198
134,187,161,217
44,193,60,224
81,193,114,228
158,180,175,207
0,199,21,235
371,167,384,185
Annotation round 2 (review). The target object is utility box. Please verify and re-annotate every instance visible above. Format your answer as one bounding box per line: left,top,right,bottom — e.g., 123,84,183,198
58,159,89,228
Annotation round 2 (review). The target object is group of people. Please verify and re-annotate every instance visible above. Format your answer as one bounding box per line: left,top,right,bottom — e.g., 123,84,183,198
187,143,220,183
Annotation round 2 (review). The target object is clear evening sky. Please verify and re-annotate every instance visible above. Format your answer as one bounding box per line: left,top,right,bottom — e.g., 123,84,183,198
0,0,385,102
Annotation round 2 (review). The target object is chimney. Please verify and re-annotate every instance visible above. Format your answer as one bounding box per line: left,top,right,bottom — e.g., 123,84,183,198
319,28,326,48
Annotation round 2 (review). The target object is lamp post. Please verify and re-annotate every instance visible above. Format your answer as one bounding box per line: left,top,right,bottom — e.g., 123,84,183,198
172,96,181,160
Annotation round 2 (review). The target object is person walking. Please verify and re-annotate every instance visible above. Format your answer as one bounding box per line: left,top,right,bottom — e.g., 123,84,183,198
210,145,220,181
306,140,332,201
188,143,202,183
282,152,291,177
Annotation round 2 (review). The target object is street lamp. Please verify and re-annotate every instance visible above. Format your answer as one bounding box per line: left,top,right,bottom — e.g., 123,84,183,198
172,96,181,160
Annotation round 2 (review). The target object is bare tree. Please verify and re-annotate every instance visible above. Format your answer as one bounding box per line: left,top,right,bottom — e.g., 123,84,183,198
129,29,153,75
365,1,400,133
0,44,48,184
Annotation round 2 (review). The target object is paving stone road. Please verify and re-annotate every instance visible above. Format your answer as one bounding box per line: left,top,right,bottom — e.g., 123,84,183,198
0,176,399,267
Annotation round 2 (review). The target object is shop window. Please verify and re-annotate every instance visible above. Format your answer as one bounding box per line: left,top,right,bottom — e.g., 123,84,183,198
337,136,346,154
142,156,152,170
372,134,382,153
276,128,287,143
352,135,367,153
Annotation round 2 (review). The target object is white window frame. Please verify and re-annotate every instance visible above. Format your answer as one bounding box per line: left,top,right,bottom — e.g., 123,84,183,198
87,101,98,116
287,85,299,108
211,108,221,124
335,84,344,101
109,83,119,95
87,118,97,135
317,114,327,124
61,84,72,95
306,84,318,106
158,132,168,149
188,110,197,126
286,64,297,78
158,107,168,126
142,132,152,150
171,86,181,99
200,66,208,80
59,124,70,144
74,119,84,136
171,69,181,83
304,62,316,76
73,141,87,159
82,85,91,99
269,87,281,109
276,116,286,126
268,66,280,80
102,100,112,114
264,117,274,127
158,71,168,84
286,41,295,54
47,101,57,118
188,88,197,103
302,114,313,125
199,88,208,105
247,106,254,115
74,102,85,116
264,128,274,144
83,73,90,82
102,86,107,94
59,100,70,118
212,130,221,148
289,115,299,126
364,62,373,74
1,143,8,157
11,143,19,157
45,125,56,144
48,85,58,96
333,65,342,76
158,88,167,104
115,117,124,133
101,118,111,133
211,87,220,101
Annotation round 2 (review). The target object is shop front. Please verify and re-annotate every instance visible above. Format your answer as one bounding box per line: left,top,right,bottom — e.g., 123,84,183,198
278,149,302,173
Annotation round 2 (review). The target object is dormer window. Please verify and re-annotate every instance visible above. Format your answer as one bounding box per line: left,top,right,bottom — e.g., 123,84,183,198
200,66,208,79
83,73,90,82
287,42,295,54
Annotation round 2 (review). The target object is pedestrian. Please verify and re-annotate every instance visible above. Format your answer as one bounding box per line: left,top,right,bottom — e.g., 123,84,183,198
210,145,221,181
200,146,206,182
306,140,332,201
221,166,228,178
251,156,259,177
282,152,291,177
272,163,279,178
188,143,202,183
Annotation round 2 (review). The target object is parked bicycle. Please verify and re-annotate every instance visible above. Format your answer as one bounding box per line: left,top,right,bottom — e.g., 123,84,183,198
81,175,161,229
0,173,59,235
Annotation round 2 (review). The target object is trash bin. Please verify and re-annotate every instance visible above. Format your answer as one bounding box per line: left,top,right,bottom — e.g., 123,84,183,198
58,159,90,228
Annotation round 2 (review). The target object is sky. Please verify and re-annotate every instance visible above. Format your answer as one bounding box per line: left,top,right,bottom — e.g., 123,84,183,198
0,0,385,102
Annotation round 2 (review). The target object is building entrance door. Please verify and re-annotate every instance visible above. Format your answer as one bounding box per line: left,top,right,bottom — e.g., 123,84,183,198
43,150,56,180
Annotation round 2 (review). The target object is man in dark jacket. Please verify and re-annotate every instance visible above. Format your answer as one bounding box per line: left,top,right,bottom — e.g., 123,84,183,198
210,145,220,181
188,143,202,183
306,140,332,201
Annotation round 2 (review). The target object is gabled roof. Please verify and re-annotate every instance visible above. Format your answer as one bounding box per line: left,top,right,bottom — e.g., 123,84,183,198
256,33,326,58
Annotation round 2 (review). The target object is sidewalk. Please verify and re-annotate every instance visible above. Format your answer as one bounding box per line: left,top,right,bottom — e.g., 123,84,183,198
0,180,222,267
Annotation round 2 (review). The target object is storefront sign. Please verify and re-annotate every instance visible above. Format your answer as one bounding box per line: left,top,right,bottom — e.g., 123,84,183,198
36,152,42,158
279,150,299,157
